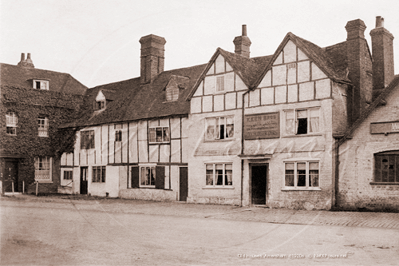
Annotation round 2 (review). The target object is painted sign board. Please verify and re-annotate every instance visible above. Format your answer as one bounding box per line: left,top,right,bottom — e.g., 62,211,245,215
244,112,280,140
370,121,399,134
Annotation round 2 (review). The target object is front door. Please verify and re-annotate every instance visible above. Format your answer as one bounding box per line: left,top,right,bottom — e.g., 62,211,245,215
80,167,88,195
179,167,188,201
251,164,267,205
2,160,18,193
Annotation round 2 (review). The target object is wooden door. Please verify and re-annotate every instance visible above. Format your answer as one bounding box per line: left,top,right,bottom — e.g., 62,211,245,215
2,160,18,193
251,165,267,205
179,167,188,201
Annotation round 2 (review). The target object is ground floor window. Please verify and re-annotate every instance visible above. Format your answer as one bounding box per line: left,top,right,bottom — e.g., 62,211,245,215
131,165,165,189
284,161,319,188
34,157,52,182
374,151,399,183
92,166,106,183
141,166,156,187
206,163,233,186
63,170,73,180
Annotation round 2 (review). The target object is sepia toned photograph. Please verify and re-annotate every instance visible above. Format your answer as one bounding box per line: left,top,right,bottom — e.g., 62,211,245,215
1,1,398,265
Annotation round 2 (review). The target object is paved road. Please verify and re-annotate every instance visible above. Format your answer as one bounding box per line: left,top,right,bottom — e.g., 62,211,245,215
1,196,399,265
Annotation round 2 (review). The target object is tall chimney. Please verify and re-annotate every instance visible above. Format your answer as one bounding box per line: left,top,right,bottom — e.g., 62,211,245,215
370,16,394,100
139,34,166,84
345,19,372,124
233,25,251,58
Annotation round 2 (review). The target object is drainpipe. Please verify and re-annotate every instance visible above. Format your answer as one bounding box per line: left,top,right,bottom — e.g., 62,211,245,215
240,90,249,207
333,138,340,209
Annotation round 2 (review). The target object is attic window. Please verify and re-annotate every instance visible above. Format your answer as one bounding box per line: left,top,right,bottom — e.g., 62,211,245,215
96,100,105,110
33,80,49,90
166,86,179,101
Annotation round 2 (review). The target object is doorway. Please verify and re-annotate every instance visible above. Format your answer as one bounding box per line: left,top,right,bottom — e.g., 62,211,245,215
251,164,268,205
179,167,188,201
2,160,18,193
80,167,88,194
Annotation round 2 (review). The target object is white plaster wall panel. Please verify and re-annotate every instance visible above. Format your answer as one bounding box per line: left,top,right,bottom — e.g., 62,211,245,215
235,75,247,91
311,62,327,80
74,132,80,165
122,124,128,163
106,166,119,197
316,79,331,99
213,94,224,111
273,52,283,65
298,61,310,83
108,125,115,164
61,153,67,165
159,118,168,127
171,165,179,192
298,48,309,60
119,166,127,190
181,117,189,139
73,168,80,194
80,149,87,166
171,139,181,163
191,97,202,114
66,153,73,166
288,84,298,103
206,64,214,75
287,64,297,84
95,127,102,164
138,140,148,162
299,82,315,101
225,92,236,110
272,65,287,86
149,119,158,127
128,123,138,163
215,55,225,74
138,120,147,141
283,40,297,63
88,149,95,165
244,93,249,107
225,72,234,92
237,91,244,108
101,125,108,165
170,117,180,139
226,62,233,72
204,76,216,95
160,144,170,163
275,85,287,104
259,70,272,88
149,145,159,163
261,87,274,105
114,141,122,164
181,138,189,163
193,81,203,96
202,95,213,112
249,89,260,107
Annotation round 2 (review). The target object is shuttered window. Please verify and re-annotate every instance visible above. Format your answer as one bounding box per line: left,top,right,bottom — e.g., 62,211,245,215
131,166,165,189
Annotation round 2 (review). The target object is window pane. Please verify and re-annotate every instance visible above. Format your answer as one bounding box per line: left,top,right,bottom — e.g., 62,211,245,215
297,110,307,119
163,127,170,142
216,169,223,185
226,117,234,138
205,118,216,141
375,156,382,182
206,164,213,170
297,163,306,186
382,158,389,182
297,118,307,134
389,156,395,182
215,164,223,170
206,171,213,185
309,162,319,170
309,162,319,187
141,167,146,185
285,163,294,186
102,167,106,182
285,111,295,135
225,164,232,170
156,128,163,142
396,155,399,183
149,128,156,142
225,169,233,185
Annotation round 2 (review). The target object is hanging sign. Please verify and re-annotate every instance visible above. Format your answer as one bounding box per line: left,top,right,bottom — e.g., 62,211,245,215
244,112,280,140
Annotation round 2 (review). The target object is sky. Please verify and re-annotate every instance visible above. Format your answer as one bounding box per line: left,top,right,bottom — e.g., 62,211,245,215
1,0,398,88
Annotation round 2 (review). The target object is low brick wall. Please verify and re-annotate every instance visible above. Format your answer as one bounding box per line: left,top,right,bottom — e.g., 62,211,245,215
187,196,241,206
119,189,177,201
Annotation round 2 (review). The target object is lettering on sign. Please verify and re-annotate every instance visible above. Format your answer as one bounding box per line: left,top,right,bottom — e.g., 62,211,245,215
370,121,399,134
244,112,280,140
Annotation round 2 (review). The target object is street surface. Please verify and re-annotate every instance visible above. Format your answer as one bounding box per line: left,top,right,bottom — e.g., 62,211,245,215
1,195,398,265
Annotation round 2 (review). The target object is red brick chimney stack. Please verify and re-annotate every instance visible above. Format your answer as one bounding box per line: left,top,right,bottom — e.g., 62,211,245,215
17,52,34,68
139,34,166,84
233,25,251,58
370,16,394,100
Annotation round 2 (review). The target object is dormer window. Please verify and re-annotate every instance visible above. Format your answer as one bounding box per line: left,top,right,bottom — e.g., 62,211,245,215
166,86,179,101
97,100,105,110
33,80,49,90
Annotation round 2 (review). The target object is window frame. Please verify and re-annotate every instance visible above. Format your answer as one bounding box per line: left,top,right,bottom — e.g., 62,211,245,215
6,112,18,136
63,170,73,180
33,80,49,90
205,116,235,141
34,157,52,182
140,165,156,187
283,160,320,190
284,107,320,136
38,116,49,137
80,130,95,149
96,100,106,110
205,163,233,187
148,126,170,143
92,166,106,183
374,152,399,183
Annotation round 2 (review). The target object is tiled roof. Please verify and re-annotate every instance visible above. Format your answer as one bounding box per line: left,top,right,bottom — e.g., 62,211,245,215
338,74,399,145
0,63,87,95
61,63,207,128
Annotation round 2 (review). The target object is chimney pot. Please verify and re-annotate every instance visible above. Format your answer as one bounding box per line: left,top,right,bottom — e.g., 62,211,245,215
376,16,384,28
20,53,25,62
233,25,251,58
242,25,247,36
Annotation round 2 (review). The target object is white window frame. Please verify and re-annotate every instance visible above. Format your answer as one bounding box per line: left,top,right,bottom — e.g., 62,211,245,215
6,112,18,136
34,157,52,182
284,107,320,136
205,116,234,141
283,160,320,190
149,127,170,143
205,163,233,187
140,165,156,187
38,116,49,137
33,80,49,90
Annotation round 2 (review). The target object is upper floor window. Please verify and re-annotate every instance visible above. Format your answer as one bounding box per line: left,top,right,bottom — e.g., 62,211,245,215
33,80,49,90
149,127,170,143
81,130,95,149
114,124,122,142
206,163,233,187
205,116,234,141
38,116,49,137
284,108,319,135
285,161,319,189
374,151,399,183
6,112,17,136
34,157,52,182
96,100,105,110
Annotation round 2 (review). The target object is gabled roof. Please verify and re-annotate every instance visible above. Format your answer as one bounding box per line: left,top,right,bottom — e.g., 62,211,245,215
0,63,87,95
338,74,399,146
61,63,206,128
187,48,272,99
253,32,352,89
